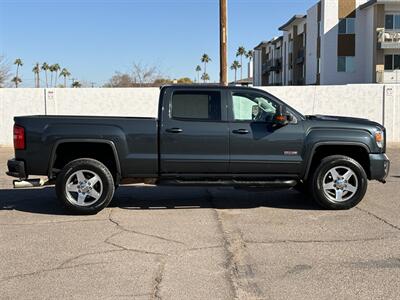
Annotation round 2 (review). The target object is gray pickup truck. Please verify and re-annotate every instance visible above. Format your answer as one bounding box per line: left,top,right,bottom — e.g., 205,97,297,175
7,85,390,214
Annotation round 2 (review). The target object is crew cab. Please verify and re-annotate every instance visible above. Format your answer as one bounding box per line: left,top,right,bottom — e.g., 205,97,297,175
7,85,390,214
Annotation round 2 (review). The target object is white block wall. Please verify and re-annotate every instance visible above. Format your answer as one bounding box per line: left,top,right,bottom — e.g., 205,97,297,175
0,85,399,146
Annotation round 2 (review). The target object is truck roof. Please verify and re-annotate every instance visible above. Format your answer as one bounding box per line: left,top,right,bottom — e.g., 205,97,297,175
160,84,259,91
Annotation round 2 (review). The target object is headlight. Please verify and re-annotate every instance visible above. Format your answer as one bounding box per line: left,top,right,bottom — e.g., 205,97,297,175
375,130,384,148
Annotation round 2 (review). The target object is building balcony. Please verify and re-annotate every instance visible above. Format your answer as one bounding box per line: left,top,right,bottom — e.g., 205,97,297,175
377,28,400,49
262,61,272,74
262,59,282,73
296,48,305,64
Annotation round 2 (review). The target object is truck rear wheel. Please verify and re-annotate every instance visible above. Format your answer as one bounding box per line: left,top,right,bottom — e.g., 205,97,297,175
56,158,115,214
310,155,368,210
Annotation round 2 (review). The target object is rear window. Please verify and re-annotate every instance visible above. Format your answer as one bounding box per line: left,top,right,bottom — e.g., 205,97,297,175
171,91,221,121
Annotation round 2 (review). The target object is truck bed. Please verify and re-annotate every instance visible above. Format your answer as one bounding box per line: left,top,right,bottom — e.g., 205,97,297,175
14,115,159,177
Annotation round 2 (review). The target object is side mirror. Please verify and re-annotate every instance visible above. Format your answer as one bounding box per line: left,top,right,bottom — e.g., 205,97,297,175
272,105,290,126
273,114,289,126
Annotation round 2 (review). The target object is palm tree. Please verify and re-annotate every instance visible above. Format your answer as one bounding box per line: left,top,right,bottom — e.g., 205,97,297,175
52,64,61,87
13,58,23,88
32,63,40,88
201,54,211,75
236,46,246,80
201,72,210,83
72,80,81,88
230,60,241,83
11,76,22,87
49,65,55,87
41,63,49,87
59,68,71,87
245,50,254,78
195,65,201,83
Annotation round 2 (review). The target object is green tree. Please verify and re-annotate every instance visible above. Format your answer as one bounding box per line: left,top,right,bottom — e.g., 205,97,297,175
41,63,50,87
236,46,246,80
230,60,241,83
32,63,40,88
195,65,201,83
201,54,211,75
49,65,55,87
59,68,71,87
177,77,193,84
11,76,22,87
72,80,82,88
72,80,81,88
201,72,210,83
52,64,61,87
13,58,23,88
245,50,254,78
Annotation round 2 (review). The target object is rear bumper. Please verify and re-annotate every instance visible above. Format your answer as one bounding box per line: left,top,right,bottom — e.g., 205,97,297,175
369,153,390,182
6,159,27,179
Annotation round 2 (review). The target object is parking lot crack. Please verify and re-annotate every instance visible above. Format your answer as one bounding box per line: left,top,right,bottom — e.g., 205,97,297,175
108,208,185,246
152,258,166,300
104,230,165,256
57,249,125,269
245,235,397,245
356,207,400,231
185,245,224,252
0,262,108,283
207,189,265,300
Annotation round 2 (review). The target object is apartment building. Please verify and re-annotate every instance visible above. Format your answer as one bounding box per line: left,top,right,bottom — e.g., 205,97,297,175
253,37,283,86
253,0,400,86
280,15,307,85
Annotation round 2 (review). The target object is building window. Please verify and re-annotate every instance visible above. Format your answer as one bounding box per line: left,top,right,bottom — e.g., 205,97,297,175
318,21,322,36
338,18,355,34
385,15,400,30
384,54,400,70
317,58,321,74
337,56,355,73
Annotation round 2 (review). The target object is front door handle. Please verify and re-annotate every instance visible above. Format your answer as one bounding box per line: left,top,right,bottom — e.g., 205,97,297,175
166,128,183,133
232,129,249,134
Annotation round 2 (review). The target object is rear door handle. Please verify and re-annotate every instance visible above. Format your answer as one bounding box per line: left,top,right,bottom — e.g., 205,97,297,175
232,129,249,134
166,128,183,133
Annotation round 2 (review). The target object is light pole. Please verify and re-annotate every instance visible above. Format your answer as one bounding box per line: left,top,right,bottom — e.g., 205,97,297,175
220,0,228,86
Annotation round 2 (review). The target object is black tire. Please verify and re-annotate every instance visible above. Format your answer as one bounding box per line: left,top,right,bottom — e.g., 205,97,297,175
56,158,115,214
310,155,368,210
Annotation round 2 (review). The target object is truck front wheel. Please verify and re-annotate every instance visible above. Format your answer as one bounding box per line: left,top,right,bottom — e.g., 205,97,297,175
310,155,368,210
56,158,115,214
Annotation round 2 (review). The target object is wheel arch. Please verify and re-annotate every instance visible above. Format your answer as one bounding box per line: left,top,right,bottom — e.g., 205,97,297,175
303,142,371,181
48,139,121,183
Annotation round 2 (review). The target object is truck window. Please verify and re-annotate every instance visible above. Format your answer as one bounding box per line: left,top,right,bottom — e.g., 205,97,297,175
232,92,278,122
171,91,221,121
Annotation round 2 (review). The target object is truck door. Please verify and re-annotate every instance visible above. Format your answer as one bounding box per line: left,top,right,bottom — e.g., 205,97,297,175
160,88,229,174
228,90,304,175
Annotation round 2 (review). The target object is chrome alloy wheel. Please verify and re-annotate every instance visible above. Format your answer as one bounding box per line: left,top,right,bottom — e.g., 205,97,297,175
65,170,103,206
322,166,358,202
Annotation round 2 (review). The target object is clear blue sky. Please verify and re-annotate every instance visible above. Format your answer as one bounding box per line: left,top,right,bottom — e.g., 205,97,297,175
0,0,316,87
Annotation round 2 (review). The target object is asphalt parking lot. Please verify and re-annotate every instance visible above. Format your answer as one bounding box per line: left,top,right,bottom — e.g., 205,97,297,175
0,146,399,299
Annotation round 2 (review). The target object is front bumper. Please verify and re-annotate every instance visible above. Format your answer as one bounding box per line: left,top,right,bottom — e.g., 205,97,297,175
6,159,27,179
369,153,390,182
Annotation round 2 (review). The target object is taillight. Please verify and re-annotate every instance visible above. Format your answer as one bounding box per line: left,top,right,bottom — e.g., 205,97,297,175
13,125,25,150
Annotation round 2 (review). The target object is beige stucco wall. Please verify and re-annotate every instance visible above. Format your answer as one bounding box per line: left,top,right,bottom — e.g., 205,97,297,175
0,85,399,146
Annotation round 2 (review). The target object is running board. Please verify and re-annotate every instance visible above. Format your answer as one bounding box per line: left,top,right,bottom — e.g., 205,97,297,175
158,179,297,188
13,178,52,189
